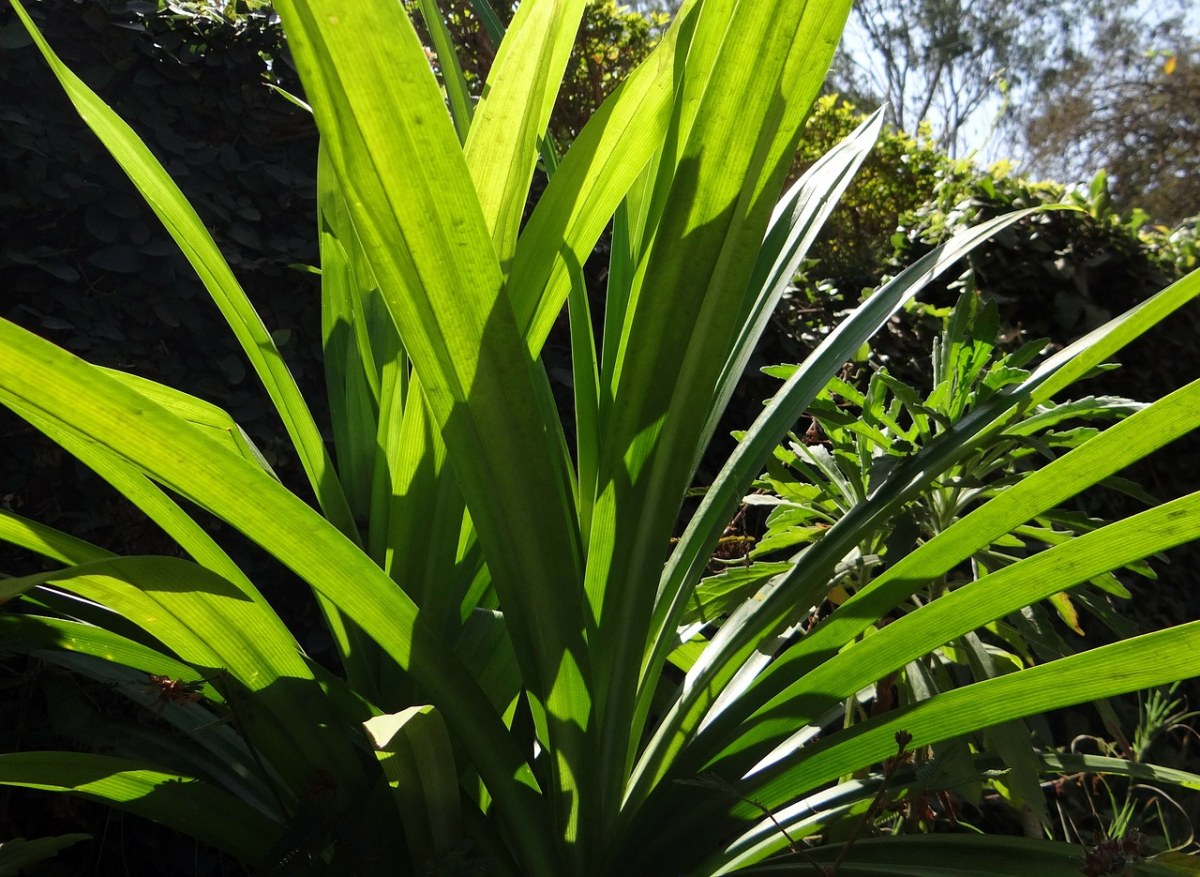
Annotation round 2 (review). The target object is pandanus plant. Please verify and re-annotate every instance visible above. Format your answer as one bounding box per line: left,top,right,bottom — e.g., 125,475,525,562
1,0,1198,874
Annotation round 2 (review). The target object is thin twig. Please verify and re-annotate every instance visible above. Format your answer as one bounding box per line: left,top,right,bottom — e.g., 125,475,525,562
826,730,913,877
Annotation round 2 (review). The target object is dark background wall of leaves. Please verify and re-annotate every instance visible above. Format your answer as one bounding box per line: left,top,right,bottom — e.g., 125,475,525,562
1,1,324,569
0,2,330,867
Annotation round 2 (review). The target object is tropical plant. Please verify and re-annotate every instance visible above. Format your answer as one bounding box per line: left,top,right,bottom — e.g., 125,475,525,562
1,2,1199,876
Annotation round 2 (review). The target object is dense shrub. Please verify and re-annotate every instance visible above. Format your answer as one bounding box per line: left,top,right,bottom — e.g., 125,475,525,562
883,159,1200,476
772,101,1198,369
764,102,1200,633
745,98,1193,395
791,96,948,298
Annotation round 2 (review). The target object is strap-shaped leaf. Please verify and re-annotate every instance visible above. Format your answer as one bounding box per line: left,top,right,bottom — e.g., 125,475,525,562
6,398,265,610
272,2,590,853
463,0,587,264
699,108,885,461
0,614,218,700
38,649,282,818
316,144,397,699
628,210,1043,800
0,753,283,864
711,750,1200,871
508,2,691,353
0,510,113,566
633,267,1200,802
586,0,853,832
621,621,1200,871
413,0,474,142
0,316,555,873
383,383,472,635
0,556,366,809
364,706,462,873
746,620,1200,827
7,0,355,539
99,369,278,477
718,492,1200,775
732,378,1200,737
1029,268,1200,404
12,0,369,695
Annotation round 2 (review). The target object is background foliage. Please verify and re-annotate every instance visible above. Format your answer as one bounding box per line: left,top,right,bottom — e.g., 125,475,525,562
0,0,320,535
822,0,1200,216
1017,11,1200,224
772,100,1200,632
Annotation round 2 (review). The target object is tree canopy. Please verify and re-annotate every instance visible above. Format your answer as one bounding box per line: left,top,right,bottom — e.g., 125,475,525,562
1019,11,1200,224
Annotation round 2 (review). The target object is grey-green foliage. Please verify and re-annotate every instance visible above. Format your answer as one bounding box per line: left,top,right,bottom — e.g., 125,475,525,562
691,287,1161,815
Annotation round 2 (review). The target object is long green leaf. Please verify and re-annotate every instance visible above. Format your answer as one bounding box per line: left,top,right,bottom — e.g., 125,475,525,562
463,0,587,264
700,108,885,460
587,0,853,835
713,377,1200,761
383,382,474,640
364,706,462,873
0,753,283,864
6,400,267,611
36,650,282,818
272,2,590,855
0,614,220,701
0,316,554,874
507,2,692,351
624,622,1200,872
634,267,1200,803
99,369,277,476
713,750,1200,871
0,556,364,809
8,0,356,539
733,836,1087,877
747,621,1200,823
4,615,290,806
718,492,1200,775
0,510,113,567
414,0,475,142
628,210,1045,802
1028,268,1200,404
316,141,396,699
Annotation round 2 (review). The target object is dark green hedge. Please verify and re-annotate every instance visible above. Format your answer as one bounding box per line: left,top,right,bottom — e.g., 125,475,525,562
0,6,326,861
1,1,326,573
2,0,321,428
